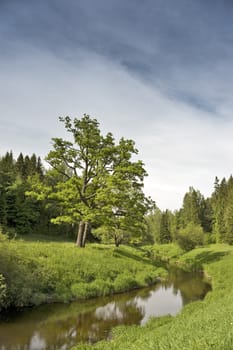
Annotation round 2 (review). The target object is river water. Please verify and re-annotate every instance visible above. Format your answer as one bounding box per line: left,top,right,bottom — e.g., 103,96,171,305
0,268,211,350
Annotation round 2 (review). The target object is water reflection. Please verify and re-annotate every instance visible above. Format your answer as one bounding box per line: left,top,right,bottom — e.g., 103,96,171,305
0,269,211,350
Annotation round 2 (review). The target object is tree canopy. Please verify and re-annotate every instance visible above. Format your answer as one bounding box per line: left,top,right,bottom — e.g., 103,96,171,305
29,115,153,246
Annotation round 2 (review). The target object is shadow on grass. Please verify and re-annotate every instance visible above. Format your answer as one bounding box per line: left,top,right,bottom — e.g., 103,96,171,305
91,245,111,250
190,250,230,266
112,247,155,266
15,234,74,243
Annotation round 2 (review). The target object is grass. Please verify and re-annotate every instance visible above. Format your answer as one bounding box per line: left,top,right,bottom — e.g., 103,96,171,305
72,244,233,350
0,237,166,310
15,232,75,242
2,235,233,349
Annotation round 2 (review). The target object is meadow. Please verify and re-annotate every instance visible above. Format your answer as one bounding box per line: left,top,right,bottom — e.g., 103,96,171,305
0,234,166,310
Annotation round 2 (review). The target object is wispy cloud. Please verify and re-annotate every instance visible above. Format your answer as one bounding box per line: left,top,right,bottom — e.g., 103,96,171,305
1,0,233,210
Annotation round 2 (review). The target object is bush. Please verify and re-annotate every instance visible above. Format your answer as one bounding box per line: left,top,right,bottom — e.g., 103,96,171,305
204,232,216,245
71,280,113,299
176,223,204,251
114,273,138,292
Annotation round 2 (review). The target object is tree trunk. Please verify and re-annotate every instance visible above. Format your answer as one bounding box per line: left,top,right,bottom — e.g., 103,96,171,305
82,222,89,247
114,234,121,247
76,221,85,247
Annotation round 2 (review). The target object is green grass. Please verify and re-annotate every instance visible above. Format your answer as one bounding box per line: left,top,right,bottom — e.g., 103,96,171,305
3,236,233,349
72,244,233,350
0,238,166,310
15,232,75,242
145,243,184,264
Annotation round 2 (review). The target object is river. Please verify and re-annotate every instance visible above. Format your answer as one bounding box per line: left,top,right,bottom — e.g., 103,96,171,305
0,268,211,350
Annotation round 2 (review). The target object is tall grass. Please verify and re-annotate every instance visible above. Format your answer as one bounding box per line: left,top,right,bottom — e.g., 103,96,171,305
0,237,166,310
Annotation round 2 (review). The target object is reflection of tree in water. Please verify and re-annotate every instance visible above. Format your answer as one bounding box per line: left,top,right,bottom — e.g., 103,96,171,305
165,268,211,306
17,295,145,348
134,286,158,301
87,300,143,343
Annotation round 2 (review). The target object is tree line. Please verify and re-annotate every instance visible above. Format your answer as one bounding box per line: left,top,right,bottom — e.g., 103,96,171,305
0,150,73,238
147,178,233,250
1,115,233,249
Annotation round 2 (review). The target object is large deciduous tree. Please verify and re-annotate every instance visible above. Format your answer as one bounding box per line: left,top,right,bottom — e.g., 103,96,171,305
35,115,153,247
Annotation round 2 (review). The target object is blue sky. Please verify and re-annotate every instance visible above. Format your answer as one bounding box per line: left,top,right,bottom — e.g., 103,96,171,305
1,0,233,210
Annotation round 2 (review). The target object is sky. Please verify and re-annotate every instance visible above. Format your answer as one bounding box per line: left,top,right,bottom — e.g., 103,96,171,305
1,0,233,210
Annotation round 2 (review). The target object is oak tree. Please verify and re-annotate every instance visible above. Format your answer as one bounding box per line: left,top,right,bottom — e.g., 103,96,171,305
34,115,152,247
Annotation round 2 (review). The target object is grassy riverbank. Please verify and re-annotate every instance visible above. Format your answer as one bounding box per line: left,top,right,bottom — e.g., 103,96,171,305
0,236,166,311
2,235,233,349
73,244,233,350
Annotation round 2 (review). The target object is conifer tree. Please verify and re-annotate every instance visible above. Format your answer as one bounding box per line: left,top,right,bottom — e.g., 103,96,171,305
159,210,171,243
0,185,7,227
179,187,204,228
212,177,227,242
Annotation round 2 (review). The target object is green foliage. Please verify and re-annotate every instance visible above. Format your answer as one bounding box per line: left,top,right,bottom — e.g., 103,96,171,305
144,208,162,243
147,243,184,264
0,188,7,227
0,151,64,238
179,187,204,227
28,115,153,246
71,279,112,299
0,273,6,308
158,210,172,243
223,189,233,244
204,232,216,245
176,223,204,251
211,176,233,243
166,175,233,246
114,273,138,292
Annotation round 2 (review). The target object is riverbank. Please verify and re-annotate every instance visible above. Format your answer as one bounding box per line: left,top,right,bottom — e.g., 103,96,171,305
0,266,209,348
0,237,166,311
2,236,232,349
73,244,233,350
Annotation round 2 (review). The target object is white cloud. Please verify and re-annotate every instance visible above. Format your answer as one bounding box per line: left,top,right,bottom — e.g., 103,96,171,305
1,48,233,210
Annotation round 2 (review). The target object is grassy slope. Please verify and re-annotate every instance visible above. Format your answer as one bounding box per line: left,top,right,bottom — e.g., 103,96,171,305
0,239,166,310
73,244,233,350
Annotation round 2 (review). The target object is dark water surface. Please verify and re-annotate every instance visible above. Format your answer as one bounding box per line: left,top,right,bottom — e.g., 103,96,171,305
0,269,211,350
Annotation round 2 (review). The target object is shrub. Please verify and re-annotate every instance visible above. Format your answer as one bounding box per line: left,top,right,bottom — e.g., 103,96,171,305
204,232,216,245
114,273,138,293
176,223,204,251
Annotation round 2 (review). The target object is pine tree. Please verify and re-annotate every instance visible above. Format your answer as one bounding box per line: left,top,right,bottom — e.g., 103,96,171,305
179,187,204,228
223,177,233,244
16,153,25,178
0,185,7,227
212,178,227,242
0,151,16,186
159,210,171,244
36,157,44,179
